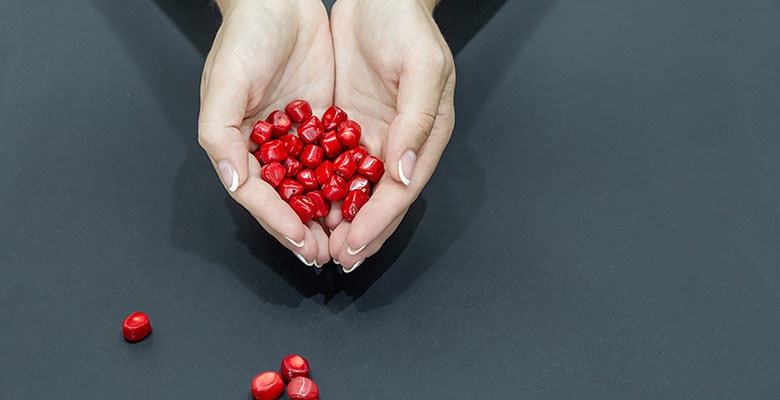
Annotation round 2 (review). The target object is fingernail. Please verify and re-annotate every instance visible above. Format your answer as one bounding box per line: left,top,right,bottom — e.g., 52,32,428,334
293,251,314,267
314,260,326,268
347,244,366,256
218,160,239,192
343,259,364,273
398,150,416,186
285,236,304,248
333,259,340,265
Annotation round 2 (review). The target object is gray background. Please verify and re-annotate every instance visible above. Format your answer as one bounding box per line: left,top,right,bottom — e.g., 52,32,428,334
2,0,780,398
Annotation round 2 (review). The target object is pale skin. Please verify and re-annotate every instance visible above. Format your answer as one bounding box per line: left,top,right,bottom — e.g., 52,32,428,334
198,0,455,272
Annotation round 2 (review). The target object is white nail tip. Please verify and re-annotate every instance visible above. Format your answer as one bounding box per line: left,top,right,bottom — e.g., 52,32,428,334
398,159,411,186
285,236,304,248
228,169,239,192
347,244,366,256
293,251,314,267
343,259,364,273
333,259,341,265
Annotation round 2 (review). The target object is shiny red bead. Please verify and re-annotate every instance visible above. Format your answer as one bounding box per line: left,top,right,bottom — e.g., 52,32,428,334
348,174,371,194
332,151,357,180
289,195,316,223
297,116,324,144
342,189,370,222
314,160,333,187
122,311,152,342
322,174,348,202
251,371,285,400
306,190,330,218
296,169,318,192
266,110,292,138
337,119,362,149
285,99,312,123
286,377,319,400
279,134,304,158
250,120,274,145
258,139,288,164
319,130,342,159
322,105,348,131
278,178,304,202
357,155,385,183
349,145,368,165
283,156,303,178
261,162,286,188
299,144,324,169
280,354,311,382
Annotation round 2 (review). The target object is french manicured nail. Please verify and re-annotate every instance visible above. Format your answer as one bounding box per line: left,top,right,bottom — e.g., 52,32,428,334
314,260,325,269
285,236,304,248
218,160,239,192
343,259,364,273
293,251,314,267
398,150,416,186
332,259,340,265
347,244,366,256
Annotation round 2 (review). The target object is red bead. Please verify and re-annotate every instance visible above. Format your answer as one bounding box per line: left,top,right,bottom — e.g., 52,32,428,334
258,139,288,164
357,155,385,183
337,120,362,149
251,371,285,400
280,354,311,382
342,189,370,222
122,311,152,342
278,179,304,202
261,162,286,188
279,134,304,158
306,190,330,218
348,174,371,194
322,105,348,131
322,174,348,202
295,169,318,192
265,110,292,137
283,156,303,178
284,99,312,123
250,120,274,145
299,144,324,169
319,130,342,159
286,377,319,400
349,145,368,165
314,160,333,187
297,116,324,144
289,195,316,223
332,151,357,180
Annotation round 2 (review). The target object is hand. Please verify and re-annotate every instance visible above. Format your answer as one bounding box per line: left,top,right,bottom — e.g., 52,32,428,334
198,0,335,266
327,0,456,272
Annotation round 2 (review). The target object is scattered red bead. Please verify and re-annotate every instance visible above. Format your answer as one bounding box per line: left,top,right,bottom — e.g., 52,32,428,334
122,311,152,342
286,376,319,400
251,371,285,400
280,354,311,382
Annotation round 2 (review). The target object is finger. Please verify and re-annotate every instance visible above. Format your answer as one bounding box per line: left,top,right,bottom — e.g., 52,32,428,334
306,219,331,268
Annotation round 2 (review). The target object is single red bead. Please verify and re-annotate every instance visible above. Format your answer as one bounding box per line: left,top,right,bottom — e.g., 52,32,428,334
296,169,319,192
297,115,324,144
258,139,288,164
349,145,368,165
265,110,293,137
357,155,385,183
122,311,152,342
283,156,303,179
322,174,348,202
299,144,324,169
314,160,333,187
337,119,362,149
251,371,285,400
279,134,304,158
332,151,357,180
250,120,274,145
306,190,330,219
286,376,319,400
321,105,348,131
348,174,371,194
261,162,286,188
278,178,304,202
342,189,370,222
280,354,311,382
284,99,313,123
289,195,316,223
319,130,342,159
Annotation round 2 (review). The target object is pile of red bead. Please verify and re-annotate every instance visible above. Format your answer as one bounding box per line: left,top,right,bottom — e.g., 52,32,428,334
252,354,319,400
251,100,385,223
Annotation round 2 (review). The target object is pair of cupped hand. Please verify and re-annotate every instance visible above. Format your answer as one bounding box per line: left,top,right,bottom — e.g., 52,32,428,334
198,0,455,273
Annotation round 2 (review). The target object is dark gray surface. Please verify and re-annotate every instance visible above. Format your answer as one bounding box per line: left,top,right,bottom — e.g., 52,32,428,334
2,0,780,398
